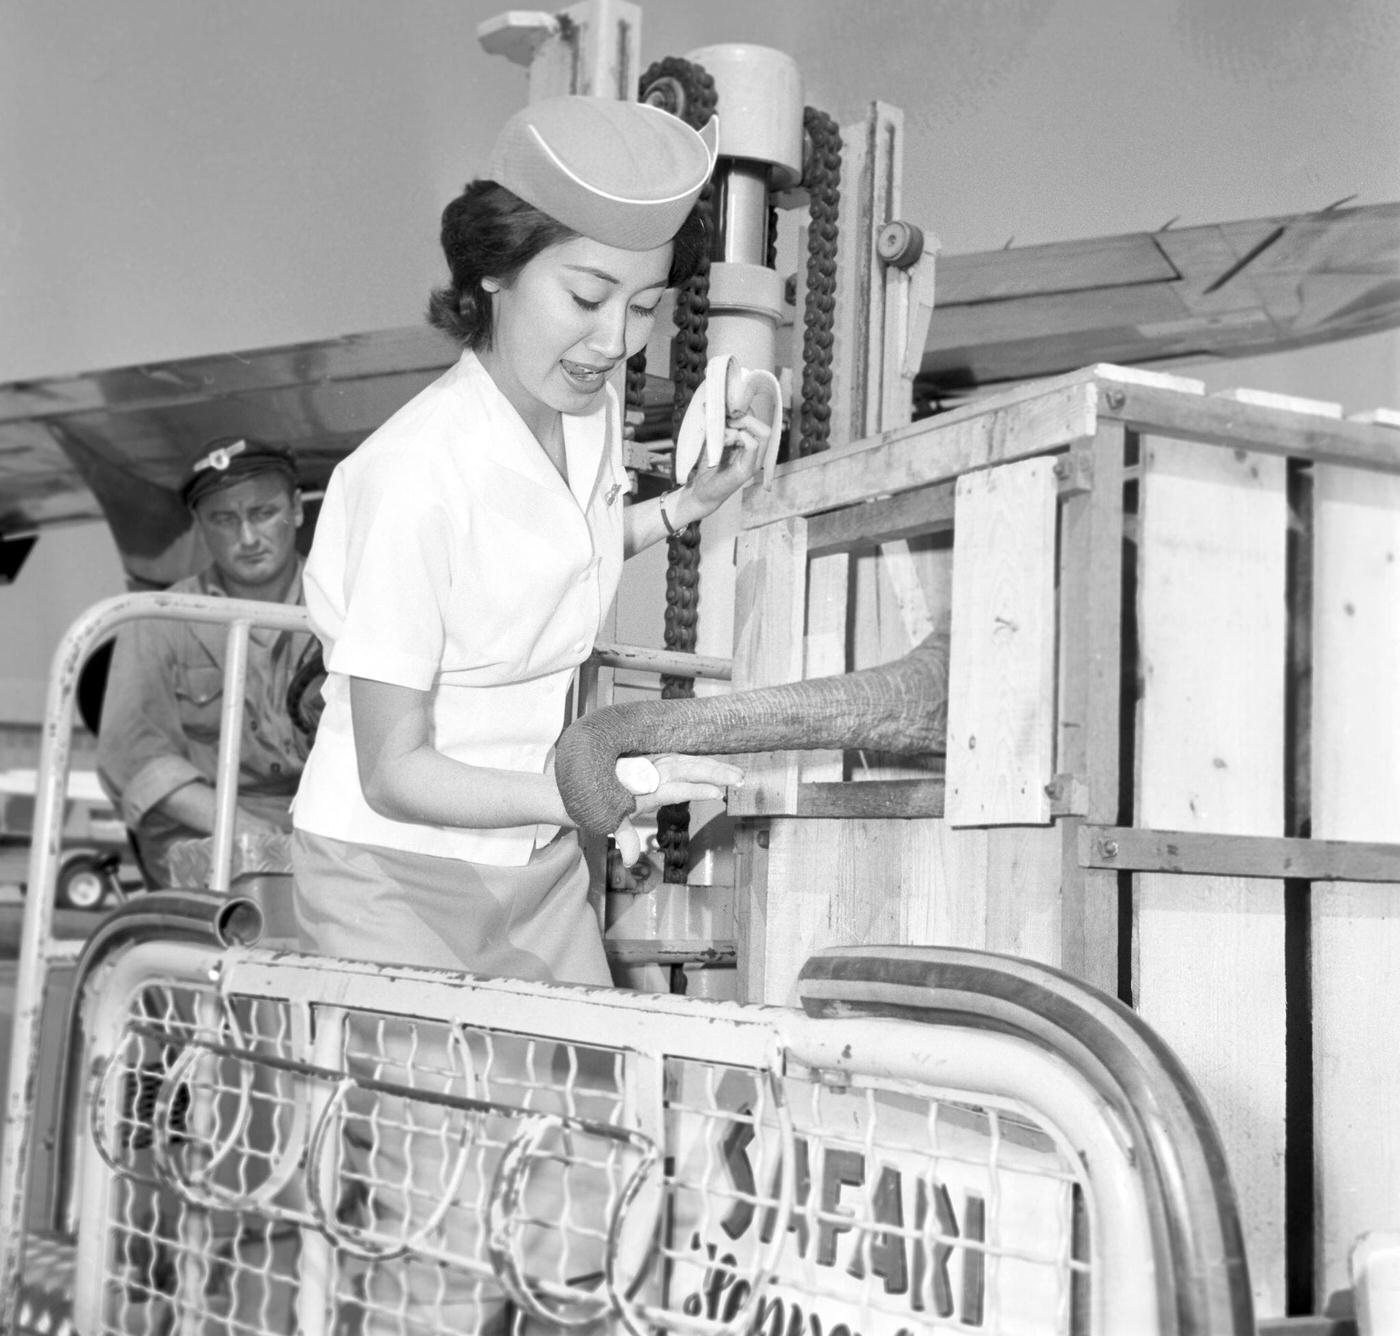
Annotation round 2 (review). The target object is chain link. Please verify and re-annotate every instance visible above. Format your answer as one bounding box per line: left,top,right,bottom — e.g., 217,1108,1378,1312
629,74,843,885
798,107,842,457
638,56,717,883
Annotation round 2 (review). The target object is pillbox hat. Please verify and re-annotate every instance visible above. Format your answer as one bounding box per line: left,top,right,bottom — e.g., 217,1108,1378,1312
485,96,718,251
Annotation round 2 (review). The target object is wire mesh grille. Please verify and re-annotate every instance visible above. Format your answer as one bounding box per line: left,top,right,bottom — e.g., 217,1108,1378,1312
75,964,1099,1336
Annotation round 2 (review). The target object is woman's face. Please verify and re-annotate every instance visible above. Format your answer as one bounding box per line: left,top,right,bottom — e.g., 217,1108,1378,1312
478,234,672,438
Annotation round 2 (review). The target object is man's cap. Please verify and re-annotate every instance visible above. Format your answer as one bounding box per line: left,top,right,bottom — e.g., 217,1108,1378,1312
180,437,299,508
485,96,718,251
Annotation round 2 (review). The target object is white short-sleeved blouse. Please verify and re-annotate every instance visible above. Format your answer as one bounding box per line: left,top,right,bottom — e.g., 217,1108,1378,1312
292,350,630,865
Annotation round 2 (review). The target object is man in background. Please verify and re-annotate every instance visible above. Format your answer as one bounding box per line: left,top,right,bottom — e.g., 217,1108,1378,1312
97,436,320,888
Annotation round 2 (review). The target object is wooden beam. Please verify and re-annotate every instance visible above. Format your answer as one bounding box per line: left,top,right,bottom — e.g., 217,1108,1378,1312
1057,422,1128,992
1309,458,1400,1301
1079,825,1400,883
727,517,808,817
1135,433,1288,1315
807,480,957,556
1109,384,1400,474
794,778,944,818
743,378,1097,529
945,456,1058,826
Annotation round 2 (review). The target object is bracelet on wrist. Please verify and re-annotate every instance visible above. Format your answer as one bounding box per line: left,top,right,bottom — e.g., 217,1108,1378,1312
659,488,683,536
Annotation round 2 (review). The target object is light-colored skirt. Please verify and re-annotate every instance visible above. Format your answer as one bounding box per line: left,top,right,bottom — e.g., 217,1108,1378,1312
290,828,610,986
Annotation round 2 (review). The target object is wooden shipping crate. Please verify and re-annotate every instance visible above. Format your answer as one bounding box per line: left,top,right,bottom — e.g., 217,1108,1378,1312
731,363,1400,1318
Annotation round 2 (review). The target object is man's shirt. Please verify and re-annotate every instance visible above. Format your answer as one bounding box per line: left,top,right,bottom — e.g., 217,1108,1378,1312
96,561,318,885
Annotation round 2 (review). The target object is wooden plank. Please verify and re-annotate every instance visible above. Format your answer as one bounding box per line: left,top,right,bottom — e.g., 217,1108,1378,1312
746,360,1167,531
727,518,808,817
1214,387,1342,419
1057,422,1128,992
945,456,1058,826
734,824,770,1003
800,550,848,783
1135,435,1288,1316
807,478,957,555
744,376,1098,529
807,487,955,793
753,818,991,1006
876,539,936,643
848,534,942,782
1310,461,1400,1303
984,826,1064,966
1080,825,1400,882
1109,384,1400,474
795,778,943,818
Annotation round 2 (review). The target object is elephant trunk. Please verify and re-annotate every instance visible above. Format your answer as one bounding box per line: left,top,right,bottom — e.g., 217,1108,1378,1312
555,633,949,834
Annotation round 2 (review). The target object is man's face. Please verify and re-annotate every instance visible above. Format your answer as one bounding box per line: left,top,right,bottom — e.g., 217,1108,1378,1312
193,471,303,597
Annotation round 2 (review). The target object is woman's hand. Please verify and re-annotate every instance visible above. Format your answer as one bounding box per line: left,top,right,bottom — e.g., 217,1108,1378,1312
612,753,743,863
684,411,768,512
624,375,777,557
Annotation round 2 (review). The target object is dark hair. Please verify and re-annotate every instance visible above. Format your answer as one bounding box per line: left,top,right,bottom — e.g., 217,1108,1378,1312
426,180,710,350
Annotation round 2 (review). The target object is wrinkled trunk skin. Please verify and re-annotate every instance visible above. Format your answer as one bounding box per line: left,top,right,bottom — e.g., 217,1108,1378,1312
555,633,950,834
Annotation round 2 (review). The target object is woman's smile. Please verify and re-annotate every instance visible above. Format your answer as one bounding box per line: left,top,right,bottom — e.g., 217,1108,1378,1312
558,357,614,391
478,234,672,439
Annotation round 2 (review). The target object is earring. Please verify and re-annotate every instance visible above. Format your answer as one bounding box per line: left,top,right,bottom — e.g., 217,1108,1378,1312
481,277,501,293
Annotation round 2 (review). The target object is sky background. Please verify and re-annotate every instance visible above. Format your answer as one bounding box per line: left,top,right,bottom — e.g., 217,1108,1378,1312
1,0,1398,717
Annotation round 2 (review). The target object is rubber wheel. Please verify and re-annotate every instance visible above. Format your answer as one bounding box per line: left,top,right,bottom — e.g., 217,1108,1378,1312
55,851,112,911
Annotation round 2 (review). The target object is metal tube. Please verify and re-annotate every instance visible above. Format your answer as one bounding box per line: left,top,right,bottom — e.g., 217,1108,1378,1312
51,889,265,1235
210,618,252,892
1,593,303,1285
712,161,772,267
2,591,300,1321
589,639,732,682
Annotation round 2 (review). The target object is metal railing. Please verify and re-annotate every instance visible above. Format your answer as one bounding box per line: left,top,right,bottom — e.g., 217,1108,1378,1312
64,937,1239,1335
3,593,1255,1335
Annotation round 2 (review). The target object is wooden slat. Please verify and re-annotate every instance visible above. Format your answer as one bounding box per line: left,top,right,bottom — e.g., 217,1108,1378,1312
1135,435,1288,1315
750,818,1064,1004
795,778,943,818
1057,422,1128,992
800,550,848,783
745,362,1214,532
1110,384,1400,474
806,479,957,556
743,375,1098,528
727,517,808,817
984,827,1065,965
1214,387,1342,419
1080,825,1400,882
748,818,940,1005
945,456,1058,826
876,539,936,642
849,532,947,781
1309,462,1400,1302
